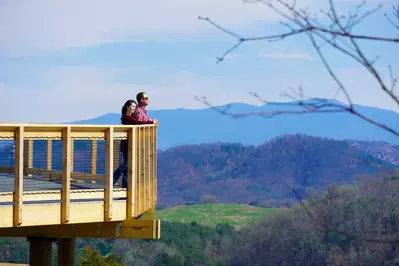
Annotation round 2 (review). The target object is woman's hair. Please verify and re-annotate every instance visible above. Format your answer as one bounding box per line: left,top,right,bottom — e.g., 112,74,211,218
121,100,137,121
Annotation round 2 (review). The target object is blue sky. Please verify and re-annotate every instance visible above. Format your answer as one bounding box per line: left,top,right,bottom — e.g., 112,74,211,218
0,0,398,123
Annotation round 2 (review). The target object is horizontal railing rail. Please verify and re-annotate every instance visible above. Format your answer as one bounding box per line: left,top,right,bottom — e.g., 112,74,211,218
0,124,157,228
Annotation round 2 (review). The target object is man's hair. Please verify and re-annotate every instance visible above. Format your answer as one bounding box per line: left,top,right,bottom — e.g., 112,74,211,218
136,92,147,103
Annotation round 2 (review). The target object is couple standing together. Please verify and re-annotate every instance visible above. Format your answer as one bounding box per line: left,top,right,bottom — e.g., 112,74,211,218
113,92,158,188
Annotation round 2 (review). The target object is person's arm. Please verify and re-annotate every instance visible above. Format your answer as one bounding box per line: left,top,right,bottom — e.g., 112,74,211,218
122,115,153,125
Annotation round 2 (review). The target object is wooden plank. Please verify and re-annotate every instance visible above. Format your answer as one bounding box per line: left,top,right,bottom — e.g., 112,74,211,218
139,127,145,214
0,219,160,239
0,123,155,129
70,139,74,172
61,127,71,224
127,128,136,218
0,130,14,139
0,200,128,228
2,167,106,182
104,127,113,221
113,140,119,171
145,127,151,210
13,126,24,226
70,132,104,139
24,167,105,181
91,140,97,174
46,140,52,170
154,126,158,204
0,189,127,203
24,131,61,139
150,126,156,208
135,128,141,216
27,140,33,168
0,166,13,173
0,124,156,140
23,140,33,177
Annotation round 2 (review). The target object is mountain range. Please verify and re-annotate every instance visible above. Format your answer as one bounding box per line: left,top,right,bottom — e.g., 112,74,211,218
70,99,399,150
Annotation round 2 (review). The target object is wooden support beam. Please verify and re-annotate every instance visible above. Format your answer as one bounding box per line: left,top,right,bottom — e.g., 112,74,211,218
104,127,114,221
113,140,119,171
28,237,53,266
151,126,157,207
139,127,145,215
46,140,52,170
145,127,151,210
57,238,75,266
0,219,161,239
13,126,24,226
91,140,97,174
61,127,71,224
127,128,136,219
23,140,33,177
154,126,158,204
70,139,74,172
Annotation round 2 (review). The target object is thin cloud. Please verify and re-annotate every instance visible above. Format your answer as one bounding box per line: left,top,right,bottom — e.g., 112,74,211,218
258,51,313,60
0,0,329,56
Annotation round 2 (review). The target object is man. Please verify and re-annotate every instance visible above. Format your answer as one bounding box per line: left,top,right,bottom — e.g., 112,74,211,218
135,92,158,125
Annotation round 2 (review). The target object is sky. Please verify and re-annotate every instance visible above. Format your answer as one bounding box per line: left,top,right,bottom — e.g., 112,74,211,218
0,0,398,123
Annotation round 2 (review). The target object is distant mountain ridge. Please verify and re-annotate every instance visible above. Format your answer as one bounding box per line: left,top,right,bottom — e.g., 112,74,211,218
70,99,399,150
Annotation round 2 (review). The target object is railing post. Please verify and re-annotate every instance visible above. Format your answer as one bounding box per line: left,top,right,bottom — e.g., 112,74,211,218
151,126,157,207
23,140,33,176
139,128,145,215
113,140,119,171
145,127,151,210
61,127,71,224
91,140,97,174
46,140,52,170
154,126,157,204
104,127,113,221
13,126,24,226
127,127,136,218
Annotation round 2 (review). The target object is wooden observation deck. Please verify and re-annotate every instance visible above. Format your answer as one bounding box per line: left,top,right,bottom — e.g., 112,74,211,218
0,123,159,265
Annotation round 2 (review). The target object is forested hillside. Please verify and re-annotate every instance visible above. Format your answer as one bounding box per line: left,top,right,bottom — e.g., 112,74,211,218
156,135,396,206
1,174,398,265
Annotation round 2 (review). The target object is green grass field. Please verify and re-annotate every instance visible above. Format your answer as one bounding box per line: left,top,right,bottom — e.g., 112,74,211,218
156,203,288,228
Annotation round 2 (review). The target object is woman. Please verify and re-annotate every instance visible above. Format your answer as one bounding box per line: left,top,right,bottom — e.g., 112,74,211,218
113,100,154,188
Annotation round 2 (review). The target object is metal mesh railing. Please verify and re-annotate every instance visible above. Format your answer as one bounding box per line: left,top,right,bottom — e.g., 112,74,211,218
0,138,123,192
0,140,15,192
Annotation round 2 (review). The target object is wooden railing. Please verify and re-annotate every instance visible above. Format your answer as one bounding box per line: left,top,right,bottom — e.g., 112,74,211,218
0,124,158,229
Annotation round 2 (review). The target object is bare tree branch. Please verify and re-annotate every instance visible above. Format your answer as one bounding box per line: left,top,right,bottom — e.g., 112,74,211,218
197,0,399,137
197,0,399,247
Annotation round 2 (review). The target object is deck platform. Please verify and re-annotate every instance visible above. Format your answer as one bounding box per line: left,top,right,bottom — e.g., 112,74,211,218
0,123,160,265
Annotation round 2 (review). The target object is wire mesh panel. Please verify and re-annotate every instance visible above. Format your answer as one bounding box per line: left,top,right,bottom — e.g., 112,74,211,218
70,139,105,190
0,140,16,192
112,139,127,189
25,140,62,191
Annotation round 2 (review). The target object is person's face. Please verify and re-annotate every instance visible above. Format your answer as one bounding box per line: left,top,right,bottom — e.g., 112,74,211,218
127,103,137,115
141,94,149,106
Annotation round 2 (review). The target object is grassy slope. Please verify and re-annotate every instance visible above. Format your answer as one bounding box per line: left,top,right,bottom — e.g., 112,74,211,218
156,203,287,227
